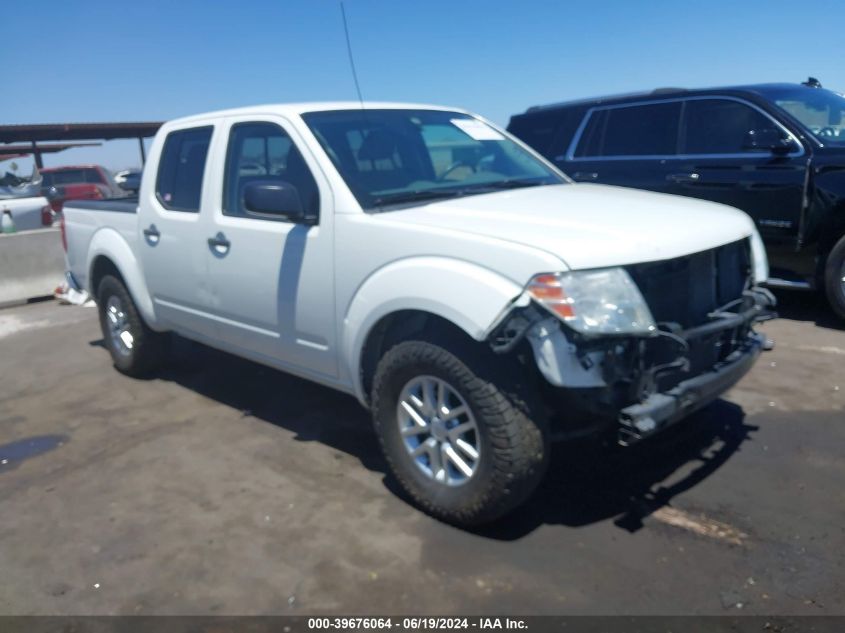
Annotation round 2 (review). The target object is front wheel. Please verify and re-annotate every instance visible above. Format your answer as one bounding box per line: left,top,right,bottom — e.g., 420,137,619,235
371,340,549,526
97,275,166,377
824,235,845,321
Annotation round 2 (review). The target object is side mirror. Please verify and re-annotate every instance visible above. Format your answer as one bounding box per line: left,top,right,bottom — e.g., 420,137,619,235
743,128,797,154
243,181,311,222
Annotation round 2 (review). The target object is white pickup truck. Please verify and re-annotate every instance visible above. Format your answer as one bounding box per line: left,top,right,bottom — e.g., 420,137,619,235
63,102,774,525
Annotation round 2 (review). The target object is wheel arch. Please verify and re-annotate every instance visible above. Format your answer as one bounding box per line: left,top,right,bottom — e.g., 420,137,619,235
87,228,160,328
359,309,487,406
342,257,525,405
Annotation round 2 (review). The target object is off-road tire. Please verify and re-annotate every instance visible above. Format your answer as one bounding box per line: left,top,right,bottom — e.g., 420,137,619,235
371,339,549,526
824,235,845,321
97,275,166,377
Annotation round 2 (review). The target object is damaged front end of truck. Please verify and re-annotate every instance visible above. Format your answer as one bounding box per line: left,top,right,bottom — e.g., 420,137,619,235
487,239,776,445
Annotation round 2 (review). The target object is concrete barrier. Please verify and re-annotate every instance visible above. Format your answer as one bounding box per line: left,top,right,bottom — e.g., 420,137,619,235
0,228,65,307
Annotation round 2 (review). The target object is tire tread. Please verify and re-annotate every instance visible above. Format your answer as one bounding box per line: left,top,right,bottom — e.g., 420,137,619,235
824,235,845,321
371,339,548,526
97,275,165,377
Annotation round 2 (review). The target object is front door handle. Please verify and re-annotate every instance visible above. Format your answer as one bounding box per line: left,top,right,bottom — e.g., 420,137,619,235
142,224,160,244
667,172,700,184
572,171,598,181
207,232,231,255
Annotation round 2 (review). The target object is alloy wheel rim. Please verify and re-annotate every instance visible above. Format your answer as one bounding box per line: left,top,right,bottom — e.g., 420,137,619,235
396,375,481,486
105,295,133,357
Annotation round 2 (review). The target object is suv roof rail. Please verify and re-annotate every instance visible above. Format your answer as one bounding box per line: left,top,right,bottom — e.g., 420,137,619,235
651,87,686,94
525,90,652,113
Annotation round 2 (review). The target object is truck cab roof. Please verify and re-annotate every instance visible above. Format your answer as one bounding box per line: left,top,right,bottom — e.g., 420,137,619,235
165,101,472,127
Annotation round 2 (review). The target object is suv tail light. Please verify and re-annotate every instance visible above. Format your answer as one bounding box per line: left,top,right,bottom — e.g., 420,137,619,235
59,213,67,251
41,205,54,226
49,186,65,213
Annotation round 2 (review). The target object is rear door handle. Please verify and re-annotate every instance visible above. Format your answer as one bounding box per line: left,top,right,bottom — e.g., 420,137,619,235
667,172,700,184
207,232,231,255
142,224,160,244
572,171,598,181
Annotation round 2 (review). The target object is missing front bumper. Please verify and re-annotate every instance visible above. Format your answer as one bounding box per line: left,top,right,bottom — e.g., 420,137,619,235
617,332,765,445
490,284,774,444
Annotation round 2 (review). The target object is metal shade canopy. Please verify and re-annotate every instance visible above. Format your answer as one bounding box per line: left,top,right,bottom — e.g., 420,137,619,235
0,122,163,167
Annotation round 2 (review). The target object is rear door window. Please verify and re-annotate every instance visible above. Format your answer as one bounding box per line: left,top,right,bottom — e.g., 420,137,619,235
155,126,213,212
574,102,681,158
681,98,777,154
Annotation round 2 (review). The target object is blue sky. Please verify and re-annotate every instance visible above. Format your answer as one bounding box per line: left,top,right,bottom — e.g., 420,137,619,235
3,0,842,171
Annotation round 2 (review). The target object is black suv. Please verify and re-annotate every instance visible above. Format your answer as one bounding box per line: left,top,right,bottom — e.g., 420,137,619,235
508,79,845,319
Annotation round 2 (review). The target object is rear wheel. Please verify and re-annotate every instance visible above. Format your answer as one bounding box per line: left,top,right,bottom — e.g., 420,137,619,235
371,339,549,526
824,235,845,321
97,275,165,376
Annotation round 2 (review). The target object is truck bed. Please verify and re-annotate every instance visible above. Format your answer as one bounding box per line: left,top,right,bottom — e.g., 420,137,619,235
63,198,140,293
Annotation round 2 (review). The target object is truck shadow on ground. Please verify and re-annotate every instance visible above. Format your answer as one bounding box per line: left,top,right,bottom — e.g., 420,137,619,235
94,335,757,539
474,400,756,540
771,289,845,331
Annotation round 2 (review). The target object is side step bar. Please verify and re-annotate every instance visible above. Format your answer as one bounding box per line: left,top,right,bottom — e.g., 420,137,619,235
765,277,813,291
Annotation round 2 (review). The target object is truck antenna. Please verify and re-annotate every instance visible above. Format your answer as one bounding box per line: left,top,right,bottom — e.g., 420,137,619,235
340,2,365,108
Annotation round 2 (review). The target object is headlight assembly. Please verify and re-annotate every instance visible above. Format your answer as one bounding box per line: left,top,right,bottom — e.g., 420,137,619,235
526,268,656,335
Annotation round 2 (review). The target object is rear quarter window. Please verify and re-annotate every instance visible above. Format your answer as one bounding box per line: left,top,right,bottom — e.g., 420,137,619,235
155,126,213,212
508,109,588,162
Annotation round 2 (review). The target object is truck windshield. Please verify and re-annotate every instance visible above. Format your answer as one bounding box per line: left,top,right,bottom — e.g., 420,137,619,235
302,109,564,210
768,88,845,145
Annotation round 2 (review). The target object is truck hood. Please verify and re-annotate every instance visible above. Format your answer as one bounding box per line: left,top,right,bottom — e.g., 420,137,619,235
390,183,761,271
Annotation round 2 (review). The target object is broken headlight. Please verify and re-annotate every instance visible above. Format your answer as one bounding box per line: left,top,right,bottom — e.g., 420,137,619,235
526,268,656,336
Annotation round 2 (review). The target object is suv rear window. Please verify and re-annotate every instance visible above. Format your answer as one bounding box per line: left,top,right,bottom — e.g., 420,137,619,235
575,102,681,158
155,126,213,212
41,168,104,186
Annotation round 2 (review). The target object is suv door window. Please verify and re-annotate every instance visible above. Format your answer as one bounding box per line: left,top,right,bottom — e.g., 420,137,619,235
155,126,212,212
682,99,776,154
222,122,319,219
575,102,681,158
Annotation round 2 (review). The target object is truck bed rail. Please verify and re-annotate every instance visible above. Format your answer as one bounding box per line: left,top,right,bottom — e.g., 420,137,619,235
63,199,138,214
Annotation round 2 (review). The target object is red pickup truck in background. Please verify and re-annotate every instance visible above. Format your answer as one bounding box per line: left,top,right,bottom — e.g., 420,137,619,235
40,165,126,212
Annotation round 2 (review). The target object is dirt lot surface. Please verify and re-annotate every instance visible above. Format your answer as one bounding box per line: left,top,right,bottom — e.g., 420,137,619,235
0,292,842,615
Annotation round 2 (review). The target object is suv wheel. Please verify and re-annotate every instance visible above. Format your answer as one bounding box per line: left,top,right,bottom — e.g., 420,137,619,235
97,275,166,376
824,235,845,321
371,339,549,526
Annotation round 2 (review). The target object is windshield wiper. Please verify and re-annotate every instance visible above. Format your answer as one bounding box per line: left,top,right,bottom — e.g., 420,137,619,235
474,178,549,190
371,179,551,210
371,189,465,208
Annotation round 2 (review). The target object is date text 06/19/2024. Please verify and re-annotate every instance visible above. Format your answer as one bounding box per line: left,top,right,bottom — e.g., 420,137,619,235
307,618,528,630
